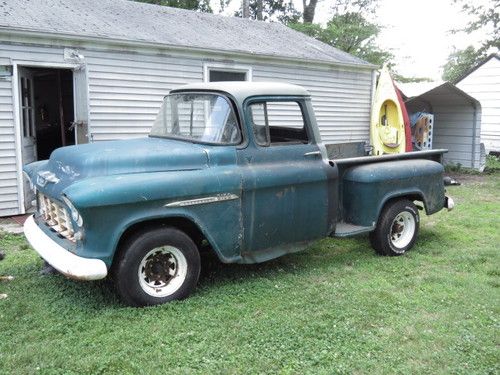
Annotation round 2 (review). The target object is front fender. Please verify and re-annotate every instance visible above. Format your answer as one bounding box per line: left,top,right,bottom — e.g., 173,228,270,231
114,204,243,265
66,168,243,266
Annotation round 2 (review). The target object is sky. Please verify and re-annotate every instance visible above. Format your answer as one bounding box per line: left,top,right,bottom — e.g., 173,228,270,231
215,0,494,81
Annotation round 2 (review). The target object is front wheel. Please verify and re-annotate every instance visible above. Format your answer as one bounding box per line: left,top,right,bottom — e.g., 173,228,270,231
113,227,201,307
369,199,419,256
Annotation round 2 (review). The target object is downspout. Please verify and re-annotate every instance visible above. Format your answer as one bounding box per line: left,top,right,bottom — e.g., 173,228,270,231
368,69,377,151
471,102,477,169
370,69,377,112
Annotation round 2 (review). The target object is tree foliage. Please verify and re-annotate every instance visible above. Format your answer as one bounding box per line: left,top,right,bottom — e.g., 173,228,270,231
236,0,301,23
331,0,378,15
133,0,213,12
289,10,393,66
442,46,484,82
458,0,499,53
442,0,499,81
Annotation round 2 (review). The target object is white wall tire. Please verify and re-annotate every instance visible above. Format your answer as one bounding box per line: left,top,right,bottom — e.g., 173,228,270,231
113,227,200,307
369,199,420,256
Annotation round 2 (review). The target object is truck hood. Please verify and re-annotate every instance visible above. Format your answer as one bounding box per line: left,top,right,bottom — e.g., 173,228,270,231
44,137,209,182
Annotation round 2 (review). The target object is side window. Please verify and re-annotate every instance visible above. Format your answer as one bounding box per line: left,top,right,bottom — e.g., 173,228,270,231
249,101,309,146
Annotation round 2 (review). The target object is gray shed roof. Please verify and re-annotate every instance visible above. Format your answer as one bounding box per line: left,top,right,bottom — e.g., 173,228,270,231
0,0,372,68
405,82,481,108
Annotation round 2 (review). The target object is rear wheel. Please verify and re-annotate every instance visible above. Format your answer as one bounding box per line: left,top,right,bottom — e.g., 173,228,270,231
369,199,419,256
113,227,200,307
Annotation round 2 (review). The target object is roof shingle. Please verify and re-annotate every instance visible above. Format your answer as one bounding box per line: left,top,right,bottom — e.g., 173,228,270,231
0,0,372,67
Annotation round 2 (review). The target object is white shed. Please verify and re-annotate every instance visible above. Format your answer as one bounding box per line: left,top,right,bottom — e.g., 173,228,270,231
404,83,483,170
456,54,500,153
0,0,376,217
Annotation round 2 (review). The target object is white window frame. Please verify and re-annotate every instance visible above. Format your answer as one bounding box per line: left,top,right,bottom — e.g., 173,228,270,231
203,63,253,83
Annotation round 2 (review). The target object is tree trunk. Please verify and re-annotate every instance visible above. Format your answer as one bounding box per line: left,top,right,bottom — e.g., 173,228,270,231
256,0,263,20
303,0,319,23
242,0,250,18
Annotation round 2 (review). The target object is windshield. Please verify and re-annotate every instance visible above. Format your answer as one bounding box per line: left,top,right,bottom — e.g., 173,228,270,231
150,93,241,144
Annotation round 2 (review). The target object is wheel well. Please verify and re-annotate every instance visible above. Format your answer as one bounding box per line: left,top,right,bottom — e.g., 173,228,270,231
113,217,209,265
382,193,425,212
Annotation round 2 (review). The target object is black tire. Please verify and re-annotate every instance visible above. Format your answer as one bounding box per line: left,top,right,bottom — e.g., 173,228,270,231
369,199,419,256
113,227,200,307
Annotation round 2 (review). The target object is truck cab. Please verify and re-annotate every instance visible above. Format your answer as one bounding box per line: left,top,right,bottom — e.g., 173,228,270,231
23,82,453,306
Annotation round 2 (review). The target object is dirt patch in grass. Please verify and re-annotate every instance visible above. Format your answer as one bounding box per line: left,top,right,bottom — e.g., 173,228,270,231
445,172,487,184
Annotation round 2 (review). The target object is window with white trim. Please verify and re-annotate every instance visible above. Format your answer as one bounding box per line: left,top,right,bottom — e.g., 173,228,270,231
205,64,251,82
209,70,247,82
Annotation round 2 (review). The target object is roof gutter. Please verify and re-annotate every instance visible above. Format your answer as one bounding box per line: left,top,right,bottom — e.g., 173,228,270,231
0,27,377,71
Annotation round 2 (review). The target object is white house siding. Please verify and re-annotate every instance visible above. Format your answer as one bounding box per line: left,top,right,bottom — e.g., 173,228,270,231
0,77,18,215
84,50,204,142
457,57,500,152
84,52,372,144
252,64,372,144
0,40,373,216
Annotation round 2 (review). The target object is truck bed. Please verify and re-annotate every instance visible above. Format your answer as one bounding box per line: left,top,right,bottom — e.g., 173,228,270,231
330,149,448,237
333,149,446,165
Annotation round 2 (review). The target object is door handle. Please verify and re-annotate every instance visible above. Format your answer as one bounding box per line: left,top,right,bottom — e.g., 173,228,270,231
304,151,321,157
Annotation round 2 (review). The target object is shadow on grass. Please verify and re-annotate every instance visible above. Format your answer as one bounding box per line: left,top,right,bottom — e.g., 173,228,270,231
197,235,376,285
16,236,379,311
8,228,447,313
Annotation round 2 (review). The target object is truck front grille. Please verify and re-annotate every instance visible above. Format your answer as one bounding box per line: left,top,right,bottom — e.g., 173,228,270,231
38,193,75,242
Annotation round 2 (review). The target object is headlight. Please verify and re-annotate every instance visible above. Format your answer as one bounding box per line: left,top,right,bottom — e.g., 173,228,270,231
62,195,83,227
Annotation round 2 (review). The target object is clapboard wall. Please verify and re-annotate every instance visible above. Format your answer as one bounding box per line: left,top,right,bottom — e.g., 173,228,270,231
84,49,372,144
0,77,18,216
457,55,500,153
0,40,373,216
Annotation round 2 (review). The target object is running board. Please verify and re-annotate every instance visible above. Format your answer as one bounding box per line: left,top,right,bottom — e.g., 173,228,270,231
334,222,375,237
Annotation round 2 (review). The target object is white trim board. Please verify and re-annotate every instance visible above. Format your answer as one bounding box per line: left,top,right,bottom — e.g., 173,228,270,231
12,60,83,214
203,62,253,82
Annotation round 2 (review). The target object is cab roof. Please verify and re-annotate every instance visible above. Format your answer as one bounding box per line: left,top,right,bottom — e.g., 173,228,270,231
170,82,310,102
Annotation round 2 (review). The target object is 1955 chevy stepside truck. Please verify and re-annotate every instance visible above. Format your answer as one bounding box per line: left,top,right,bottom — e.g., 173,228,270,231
23,82,454,306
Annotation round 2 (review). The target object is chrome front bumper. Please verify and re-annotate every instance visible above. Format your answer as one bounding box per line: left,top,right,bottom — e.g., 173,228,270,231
23,216,107,280
444,196,455,211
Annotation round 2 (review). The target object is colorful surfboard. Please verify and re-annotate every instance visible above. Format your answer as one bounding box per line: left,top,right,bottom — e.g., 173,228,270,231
370,65,406,155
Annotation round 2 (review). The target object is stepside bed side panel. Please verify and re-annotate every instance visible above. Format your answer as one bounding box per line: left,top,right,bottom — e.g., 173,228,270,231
341,159,445,227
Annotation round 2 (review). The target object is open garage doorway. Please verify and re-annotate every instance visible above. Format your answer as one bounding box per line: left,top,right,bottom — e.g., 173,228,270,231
18,67,79,211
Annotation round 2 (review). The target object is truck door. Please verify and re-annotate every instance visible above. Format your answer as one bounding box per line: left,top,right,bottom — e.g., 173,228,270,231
238,97,332,256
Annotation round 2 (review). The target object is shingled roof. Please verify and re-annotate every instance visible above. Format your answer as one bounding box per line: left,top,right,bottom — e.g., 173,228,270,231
0,0,372,67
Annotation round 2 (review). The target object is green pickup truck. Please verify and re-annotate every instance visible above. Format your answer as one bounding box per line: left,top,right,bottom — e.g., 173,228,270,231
23,82,454,306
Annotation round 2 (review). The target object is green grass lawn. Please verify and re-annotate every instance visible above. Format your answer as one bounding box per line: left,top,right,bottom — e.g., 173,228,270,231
0,172,498,375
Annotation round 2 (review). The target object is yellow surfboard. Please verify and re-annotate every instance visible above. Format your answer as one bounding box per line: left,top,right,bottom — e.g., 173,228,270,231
370,65,406,155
